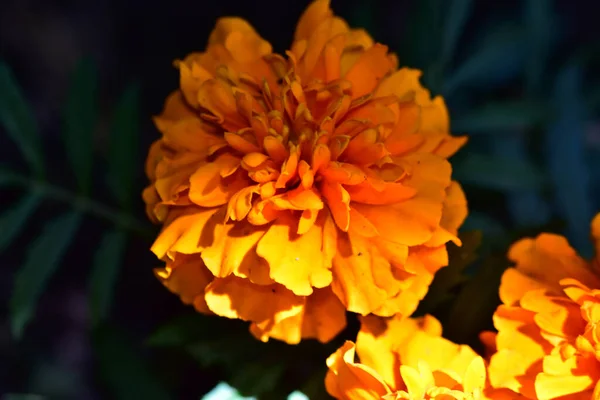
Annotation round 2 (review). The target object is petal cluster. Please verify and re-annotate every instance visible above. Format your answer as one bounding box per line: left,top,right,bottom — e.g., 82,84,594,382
486,213,600,399
325,314,493,399
143,0,466,344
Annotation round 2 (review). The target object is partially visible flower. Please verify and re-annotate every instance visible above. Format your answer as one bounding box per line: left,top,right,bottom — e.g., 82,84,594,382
325,314,516,399
485,213,600,399
144,0,467,344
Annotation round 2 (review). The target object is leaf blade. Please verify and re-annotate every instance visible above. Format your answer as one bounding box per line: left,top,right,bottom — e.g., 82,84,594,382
89,230,127,326
0,194,42,253
10,212,82,338
107,84,140,210
440,0,473,70
443,23,525,96
545,63,595,256
452,100,548,134
0,62,43,177
63,58,97,194
453,153,547,192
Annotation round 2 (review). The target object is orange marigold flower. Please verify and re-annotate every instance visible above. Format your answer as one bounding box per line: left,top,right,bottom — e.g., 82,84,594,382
324,314,517,400
486,213,600,399
143,0,467,344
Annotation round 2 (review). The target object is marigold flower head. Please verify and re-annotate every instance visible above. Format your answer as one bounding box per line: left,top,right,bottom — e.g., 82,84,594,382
486,213,600,399
324,314,512,400
143,0,467,344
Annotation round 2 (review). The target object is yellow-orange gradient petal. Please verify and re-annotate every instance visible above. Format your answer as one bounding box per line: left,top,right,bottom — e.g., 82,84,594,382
326,314,498,399
143,0,467,343
487,212,600,399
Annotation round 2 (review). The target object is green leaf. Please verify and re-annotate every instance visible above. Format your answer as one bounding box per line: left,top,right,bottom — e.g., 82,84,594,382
440,0,473,70
10,212,82,338
89,230,127,326
107,83,140,210
94,324,171,400
443,255,508,346
454,153,547,191
0,168,21,187
443,24,525,96
398,0,443,70
0,195,41,253
0,62,44,177
416,231,482,315
545,62,594,256
524,0,553,96
63,58,97,194
452,101,548,134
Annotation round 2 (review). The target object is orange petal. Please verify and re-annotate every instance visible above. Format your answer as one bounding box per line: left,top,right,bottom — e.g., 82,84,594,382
226,185,259,221
154,152,204,202
345,178,417,205
325,341,391,400
224,131,262,154
197,79,248,131
298,16,349,80
154,254,213,313
344,44,394,99
591,213,600,270
275,148,299,188
150,207,222,259
321,181,351,231
355,314,418,388
352,153,451,246
188,154,250,207
204,275,303,327
154,117,227,155
208,17,272,64
331,231,401,315
294,0,332,42
178,56,213,108
301,287,347,343
343,128,390,166
321,162,367,185
200,221,274,285
256,212,333,295
508,234,600,294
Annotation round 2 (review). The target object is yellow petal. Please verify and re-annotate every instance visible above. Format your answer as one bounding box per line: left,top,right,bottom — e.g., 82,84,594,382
325,341,392,400
352,153,451,247
150,207,222,259
201,221,274,285
256,211,333,295
204,276,303,327
331,232,401,315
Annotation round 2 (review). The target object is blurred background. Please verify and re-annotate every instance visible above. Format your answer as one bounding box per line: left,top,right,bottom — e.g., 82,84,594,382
1,0,599,398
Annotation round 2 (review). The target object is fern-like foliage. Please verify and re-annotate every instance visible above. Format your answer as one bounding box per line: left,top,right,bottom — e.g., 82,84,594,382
0,59,173,399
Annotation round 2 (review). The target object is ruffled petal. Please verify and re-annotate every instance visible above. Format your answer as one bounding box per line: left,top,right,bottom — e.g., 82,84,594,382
154,254,213,313
325,341,392,400
256,211,334,295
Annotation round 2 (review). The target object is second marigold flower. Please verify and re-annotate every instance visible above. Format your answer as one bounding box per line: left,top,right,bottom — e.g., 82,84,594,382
143,0,467,344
